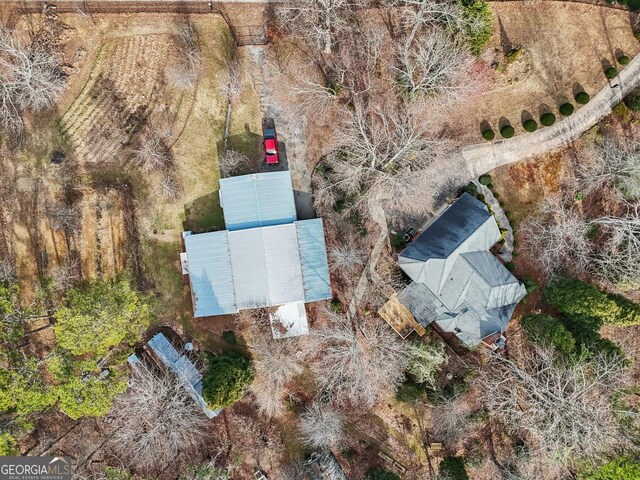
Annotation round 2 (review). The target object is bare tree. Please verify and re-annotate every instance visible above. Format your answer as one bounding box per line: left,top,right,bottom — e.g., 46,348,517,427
406,339,447,387
0,29,64,134
590,203,640,286
0,258,16,283
109,367,211,475
50,257,80,291
394,27,474,99
324,98,449,211
519,195,592,278
133,134,172,172
307,311,410,407
47,204,80,231
299,403,344,450
275,0,359,55
430,394,472,444
167,21,202,89
158,173,182,200
478,346,630,464
218,149,248,178
290,70,342,116
577,137,640,200
328,241,366,274
220,57,243,101
249,336,303,417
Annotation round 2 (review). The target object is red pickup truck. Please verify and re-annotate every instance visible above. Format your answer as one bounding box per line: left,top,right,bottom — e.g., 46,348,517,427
263,127,279,165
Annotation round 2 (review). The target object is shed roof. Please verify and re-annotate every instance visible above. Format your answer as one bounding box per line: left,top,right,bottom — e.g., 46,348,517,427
147,333,220,418
219,171,297,231
295,219,332,302
183,231,237,317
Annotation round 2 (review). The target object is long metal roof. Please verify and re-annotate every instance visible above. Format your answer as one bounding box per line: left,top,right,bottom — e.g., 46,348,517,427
296,219,332,302
219,171,297,231
184,231,237,317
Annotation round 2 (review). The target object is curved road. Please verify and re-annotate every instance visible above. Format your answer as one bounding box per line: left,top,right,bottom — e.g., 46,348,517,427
457,54,640,179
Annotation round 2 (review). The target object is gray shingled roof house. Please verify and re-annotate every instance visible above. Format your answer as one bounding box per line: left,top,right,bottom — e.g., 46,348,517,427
395,193,526,348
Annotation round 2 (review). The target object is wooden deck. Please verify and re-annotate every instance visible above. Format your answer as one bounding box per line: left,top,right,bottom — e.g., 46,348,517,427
378,293,426,339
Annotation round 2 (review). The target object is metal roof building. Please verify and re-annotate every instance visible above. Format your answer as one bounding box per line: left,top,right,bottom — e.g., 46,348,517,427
387,193,527,348
219,171,297,231
146,332,220,418
183,171,332,337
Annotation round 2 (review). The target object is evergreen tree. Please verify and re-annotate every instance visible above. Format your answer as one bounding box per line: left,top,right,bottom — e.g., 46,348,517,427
202,352,255,410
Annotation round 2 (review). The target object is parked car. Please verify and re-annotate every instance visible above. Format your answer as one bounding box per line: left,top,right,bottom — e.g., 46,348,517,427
263,126,279,165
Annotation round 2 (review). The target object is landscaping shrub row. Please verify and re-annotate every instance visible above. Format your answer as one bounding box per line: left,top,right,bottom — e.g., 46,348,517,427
481,91,590,140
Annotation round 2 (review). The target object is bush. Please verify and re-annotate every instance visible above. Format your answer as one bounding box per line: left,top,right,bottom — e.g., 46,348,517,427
579,456,640,479
506,261,515,271
544,277,640,326
575,91,591,104
222,330,236,345
540,112,556,126
500,125,515,138
605,67,619,79
478,174,492,185
439,457,469,480
482,129,495,140
458,0,493,55
202,352,255,410
618,55,631,65
521,314,576,354
396,378,426,403
624,92,640,111
523,278,538,294
0,432,17,456
523,118,538,132
613,102,628,116
367,468,401,480
559,103,574,116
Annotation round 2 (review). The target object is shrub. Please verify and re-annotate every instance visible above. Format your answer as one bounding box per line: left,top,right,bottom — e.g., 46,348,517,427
631,0,640,10
506,261,515,271
579,456,640,479
575,91,591,104
540,112,556,126
559,103,574,116
544,277,640,326
367,468,401,480
202,352,255,410
0,432,17,456
520,118,537,132
396,378,425,403
605,67,618,79
500,125,515,138
613,102,628,116
575,191,584,201
506,47,522,63
439,457,469,480
618,55,630,65
222,330,236,345
624,92,640,111
390,234,408,251
478,174,492,185
523,278,538,294
521,314,576,354
482,129,495,140
458,0,493,55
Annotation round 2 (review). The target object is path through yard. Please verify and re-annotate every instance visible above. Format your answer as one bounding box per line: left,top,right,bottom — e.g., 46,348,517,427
458,54,640,178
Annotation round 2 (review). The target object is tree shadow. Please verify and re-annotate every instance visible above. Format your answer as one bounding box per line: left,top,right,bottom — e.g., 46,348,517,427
480,119,493,134
537,103,552,116
572,82,586,97
601,57,614,71
183,191,225,233
497,16,513,56
520,110,534,124
498,116,511,129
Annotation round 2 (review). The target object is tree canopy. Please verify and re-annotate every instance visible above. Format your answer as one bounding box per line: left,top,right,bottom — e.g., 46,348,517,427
202,352,255,410
53,278,150,356
544,277,640,326
580,457,640,480
521,313,575,354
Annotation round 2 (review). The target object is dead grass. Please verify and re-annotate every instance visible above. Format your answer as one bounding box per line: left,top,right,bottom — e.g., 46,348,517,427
445,2,640,142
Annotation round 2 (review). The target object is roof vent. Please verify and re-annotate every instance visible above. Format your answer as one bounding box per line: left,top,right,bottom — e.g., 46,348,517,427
184,342,194,351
